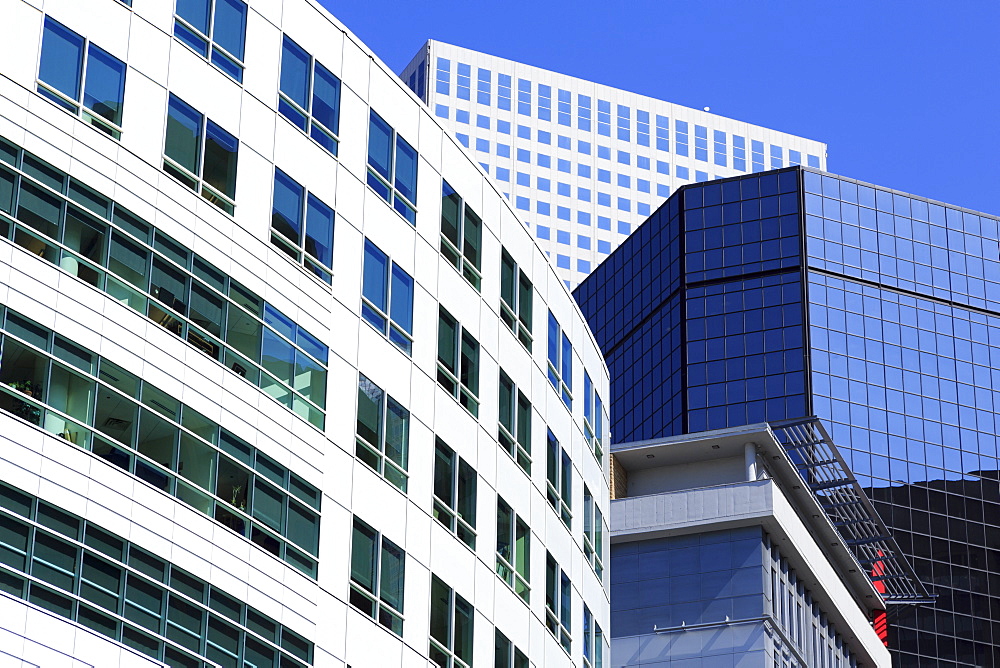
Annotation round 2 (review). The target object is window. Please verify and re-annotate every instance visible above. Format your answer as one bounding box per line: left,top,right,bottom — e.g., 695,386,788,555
498,370,531,473
356,375,409,492
430,575,474,668
367,110,417,224
694,125,708,162
497,74,511,111
496,497,530,602
583,372,605,463
456,63,470,100
278,36,341,156
441,181,482,289
437,307,480,416
675,120,689,157
433,439,477,549
350,517,404,636
494,629,529,668
583,487,604,579
546,429,572,528
500,250,533,349
545,553,572,652
270,168,334,283
583,605,604,668
173,0,247,82
361,240,414,355
577,94,592,131
37,17,126,139
0,481,313,667
436,58,450,95
163,94,238,214
546,311,573,409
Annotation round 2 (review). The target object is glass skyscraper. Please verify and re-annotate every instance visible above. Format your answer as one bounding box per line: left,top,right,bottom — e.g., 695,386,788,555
576,166,1000,667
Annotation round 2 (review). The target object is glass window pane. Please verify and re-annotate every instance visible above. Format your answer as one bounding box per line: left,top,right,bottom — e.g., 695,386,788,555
394,136,418,204
460,331,479,395
367,112,392,180
312,63,341,133
16,181,61,239
203,120,238,198
40,18,84,102
429,576,450,647
362,241,388,312
389,265,413,335
498,374,513,433
440,181,462,247
304,194,333,267
384,397,408,469
109,231,149,289
165,96,202,175
500,252,516,307
176,0,210,33
437,310,457,371
350,520,376,591
261,328,293,383
356,375,382,446
251,479,283,531
83,45,126,126
457,460,476,527
379,539,405,612
463,206,482,269
272,170,303,246
433,442,453,506
212,0,247,59
454,595,474,663
279,37,310,109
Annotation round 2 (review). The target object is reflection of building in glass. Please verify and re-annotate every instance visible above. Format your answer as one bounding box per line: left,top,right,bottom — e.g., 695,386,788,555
0,1,611,666
608,423,892,668
576,166,1000,666
401,41,827,289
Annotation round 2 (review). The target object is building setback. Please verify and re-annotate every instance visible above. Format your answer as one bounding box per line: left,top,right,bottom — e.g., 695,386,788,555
0,0,611,667
575,166,1000,666
400,41,827,289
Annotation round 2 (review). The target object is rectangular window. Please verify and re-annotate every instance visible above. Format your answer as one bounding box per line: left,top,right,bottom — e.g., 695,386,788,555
583,486,604,579
433,439,477,549
582,372,604,463
37,17,126,139
367,110,418,224
163,94,238,214
557,89,571,126
173,0,247,82
430,575,474,668
456,63,471,100
361,239,413,355
583,605,604,668
437,307,479,417
356,374,409,492
636,110,650,147
436,58,451,95
675,120,689,157
537,84,552,121
770,144,784,169
477,68,491,106
596,100,611,137
517,79,531,116
497,73,512,111
751,139,765,171
788,149,802,166
733,135,747,171
577,94,592,131
546,311,573,409
495,629,529,668
499,249,533,350
694,125,708,162
496,497,530,602
350,517,405,636
713,130,727,167
616,104,630,142
440,181,483,290
655,115,669,152
270,168,334,283
546,429,572,529
545,552,572,652
278,36,341,156
498,370,531,473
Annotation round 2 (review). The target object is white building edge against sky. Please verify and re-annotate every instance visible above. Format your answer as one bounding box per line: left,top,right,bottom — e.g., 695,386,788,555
0,0,611,667
401,40,828,288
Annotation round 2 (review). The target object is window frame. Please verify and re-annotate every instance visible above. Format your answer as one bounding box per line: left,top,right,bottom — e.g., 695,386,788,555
546,311,573,410
545,429,572,529
162,93,239,215
361,239,414,356
494,628,529,668
545,552,572,653
429,574,474,668
277,35,341,157
583,372,605,464
270,167,334,284
36,16,126,140
172,0,247,83
495,496,530,603
583,486,604,580
349,516,405,636
355,374,409,492
436,306,480,417
432,438,477,550
500,249,533,350
497,370,531,474
583,605,604,668
366,109,418,224
440,180,483,290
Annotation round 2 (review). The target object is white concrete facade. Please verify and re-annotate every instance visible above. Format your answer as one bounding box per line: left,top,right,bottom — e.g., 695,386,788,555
401,41,828,288
0,1,610,667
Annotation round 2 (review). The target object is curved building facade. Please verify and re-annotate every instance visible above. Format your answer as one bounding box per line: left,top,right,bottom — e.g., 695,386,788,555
0,1,611,667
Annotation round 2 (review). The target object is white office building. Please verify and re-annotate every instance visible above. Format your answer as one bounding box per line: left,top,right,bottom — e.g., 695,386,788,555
0,1,610,667
401,41,828,288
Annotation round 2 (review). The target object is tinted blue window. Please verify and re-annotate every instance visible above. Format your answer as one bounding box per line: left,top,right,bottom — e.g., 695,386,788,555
598,217,611,230
538,131,551,145
538,154,551,168
83,45,126,127
577,259,591,273
516,196,530,211
557,230,570,245
496,144,510,158
637,179,650,193
578,141,591,155
578,165,591,178
557,159,571,173
598,146,610,160
578,212,591,226
455,110,469,124
617,199,631,212
577,235,591,250
537,178,551,192
637,156,650,170
598,240,611,253
578,188,591,202
435,104,449,119
598,193,611,206
518,125,530,139
617,151,630,165
676,166,690,180
455,134,469,148
558,135,571,150
557,206,570,221
536,225,550,239
537,202,550,216
556,254,570,269
497,120,511,134
476,115,490,129
598,170,611,184
496,167,510,182
40,19,84,102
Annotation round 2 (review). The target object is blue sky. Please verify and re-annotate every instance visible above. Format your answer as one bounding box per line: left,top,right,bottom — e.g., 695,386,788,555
325,1,1000,217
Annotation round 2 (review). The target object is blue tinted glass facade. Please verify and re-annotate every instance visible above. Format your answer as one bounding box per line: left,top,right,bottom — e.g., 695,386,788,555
576,166,1000,667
